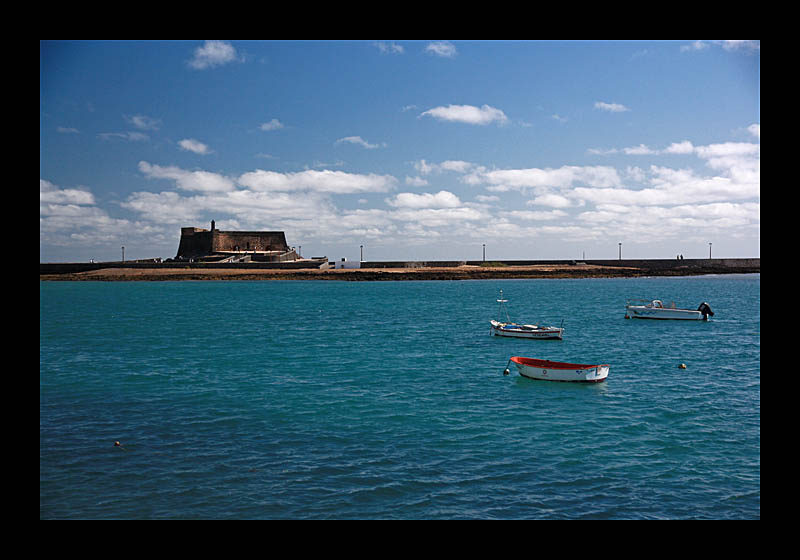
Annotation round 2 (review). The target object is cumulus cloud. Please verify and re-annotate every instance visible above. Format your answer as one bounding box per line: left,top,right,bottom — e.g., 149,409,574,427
260,119,284,131
188,40,239,70
480,165,622,191
528,193,573,208
420,104,508,125
238,169,396,194
40,179,144,253
386,190,462,209
138,161,235,192
178,139,212,155
414,159,474,175
40,179,96,206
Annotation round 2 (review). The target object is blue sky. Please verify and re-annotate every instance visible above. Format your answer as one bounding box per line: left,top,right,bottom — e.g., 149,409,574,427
40,40,759,262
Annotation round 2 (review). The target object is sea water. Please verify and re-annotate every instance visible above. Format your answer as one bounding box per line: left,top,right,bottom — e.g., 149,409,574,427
40,275,760,519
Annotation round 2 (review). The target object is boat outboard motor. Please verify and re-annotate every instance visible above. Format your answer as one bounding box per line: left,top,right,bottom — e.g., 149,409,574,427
697,302,714,319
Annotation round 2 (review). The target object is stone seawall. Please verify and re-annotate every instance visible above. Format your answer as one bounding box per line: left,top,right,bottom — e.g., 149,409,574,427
40,258,758,281
361,258,760,272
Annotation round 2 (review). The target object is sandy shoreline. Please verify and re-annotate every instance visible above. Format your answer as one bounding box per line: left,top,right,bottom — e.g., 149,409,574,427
40,262,739,281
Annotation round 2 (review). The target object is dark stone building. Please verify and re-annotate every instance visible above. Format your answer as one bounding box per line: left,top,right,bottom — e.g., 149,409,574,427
176,221,299,261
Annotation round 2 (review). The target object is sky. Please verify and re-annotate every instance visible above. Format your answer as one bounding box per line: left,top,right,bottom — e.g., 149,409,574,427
40,40,760,263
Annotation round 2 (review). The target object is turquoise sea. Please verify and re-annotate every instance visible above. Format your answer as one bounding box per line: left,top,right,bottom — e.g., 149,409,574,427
40,275,760,519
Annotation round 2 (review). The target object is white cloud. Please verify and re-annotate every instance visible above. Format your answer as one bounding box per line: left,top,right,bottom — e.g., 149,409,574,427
680,41,710,52
421,104,508,125
386,190,462,209
665,141,695,154
716,40,760,52
389,207,485,228
624,144,658,155
527,193,572,208
594,101,630,113
125,114,161,131
120,190,201,224
335,136,386,149
138,161,235,192
40,179,96,206
237,169,396,194
260,119,284,131
188,40,239,70
425,41,457,58
480,165,622,191
40,180,143,250
414,159,474,175
98,131,149,142
374,42,404,54
178,139,212,155
681,40,760,53
508,209,568,221
405,176,429,187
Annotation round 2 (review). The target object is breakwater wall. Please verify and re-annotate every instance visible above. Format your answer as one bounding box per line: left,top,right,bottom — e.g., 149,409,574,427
40,258,330,275
40,257,759,276
361,258,759,272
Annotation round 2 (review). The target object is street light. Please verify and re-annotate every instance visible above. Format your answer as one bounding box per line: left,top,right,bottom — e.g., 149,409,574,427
360,245,363,262
709,242,712,259
121,246,125,262
618,242,622,260
483,244,486,262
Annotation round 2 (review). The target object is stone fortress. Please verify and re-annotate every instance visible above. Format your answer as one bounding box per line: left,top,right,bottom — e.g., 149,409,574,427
175,221,299,262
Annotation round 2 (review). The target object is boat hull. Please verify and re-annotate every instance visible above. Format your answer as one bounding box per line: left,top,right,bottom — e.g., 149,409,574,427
625,305,706,320
490,320,563,339
510,356,609,383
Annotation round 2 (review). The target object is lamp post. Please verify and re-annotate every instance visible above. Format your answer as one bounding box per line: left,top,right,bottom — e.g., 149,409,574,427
709,242,712,259
121,246,125,262
360,245,363,262
618,243,622,260
483,244,486,262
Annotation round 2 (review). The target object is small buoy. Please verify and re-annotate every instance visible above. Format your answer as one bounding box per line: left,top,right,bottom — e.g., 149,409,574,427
678,363,687,369
114,441,121,447
503,368,510,376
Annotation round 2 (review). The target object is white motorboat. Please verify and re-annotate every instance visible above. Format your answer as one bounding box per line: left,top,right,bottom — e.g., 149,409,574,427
506,356,609,383
490,290,563,339
624,299,714,321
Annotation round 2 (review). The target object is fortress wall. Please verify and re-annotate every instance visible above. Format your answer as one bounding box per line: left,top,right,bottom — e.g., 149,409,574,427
176,226,291,258
212,231,289,253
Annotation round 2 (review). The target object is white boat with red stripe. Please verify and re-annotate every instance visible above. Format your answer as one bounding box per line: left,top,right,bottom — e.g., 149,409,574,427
506,356,609,383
